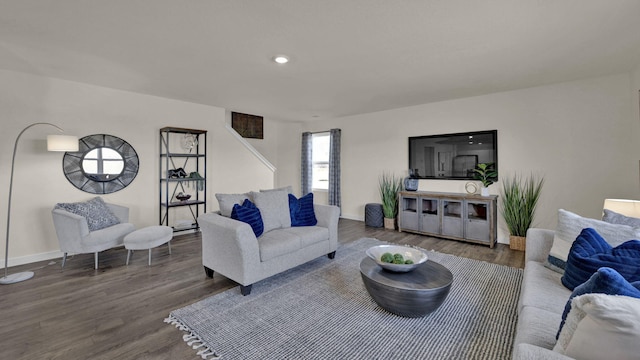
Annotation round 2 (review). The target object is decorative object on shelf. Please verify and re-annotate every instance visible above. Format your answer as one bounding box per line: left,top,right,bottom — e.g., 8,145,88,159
500,174,545,251
62,134,138,194
2,122,78,285
464,182,478,194
403,169,419,191
187,171,205,191
174,219,193,230
175,192,191,201
473,162,497,196
379,172,403,230
168,168,187,178
181,133,198,151
231,112,264,139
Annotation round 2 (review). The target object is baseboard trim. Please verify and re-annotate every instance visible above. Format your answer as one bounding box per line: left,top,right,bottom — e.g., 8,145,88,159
0,250,64,268
340,214,363,222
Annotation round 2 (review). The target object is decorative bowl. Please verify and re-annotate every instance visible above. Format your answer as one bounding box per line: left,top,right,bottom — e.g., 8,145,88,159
366,245,428,273
176,193,191,201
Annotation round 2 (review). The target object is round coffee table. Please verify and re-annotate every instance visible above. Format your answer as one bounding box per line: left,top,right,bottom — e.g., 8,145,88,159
360,257,453,317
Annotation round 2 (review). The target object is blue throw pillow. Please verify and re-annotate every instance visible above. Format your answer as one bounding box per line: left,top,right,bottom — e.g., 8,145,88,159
289,193,317,227
231,199,264,237
561,228,640,290
556,267,640,339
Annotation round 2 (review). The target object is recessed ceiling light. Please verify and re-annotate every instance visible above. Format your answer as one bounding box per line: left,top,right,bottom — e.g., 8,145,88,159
273,55,289,64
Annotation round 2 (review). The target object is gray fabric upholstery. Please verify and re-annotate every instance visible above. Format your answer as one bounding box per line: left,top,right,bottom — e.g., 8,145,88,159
124,226,173,250
514,306,563,349
518,261,570,313
281,226,330,248
250,190,291,232
52,202,135,268
260,186,293,194
602,208,640,227
199,203,339,289
525,228,555,263
513,228,575,359
512,344,574,360
258,230,302,262
215,193,250,217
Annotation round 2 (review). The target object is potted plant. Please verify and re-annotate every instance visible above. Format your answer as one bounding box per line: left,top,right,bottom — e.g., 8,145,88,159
379,173,403,230
473,163,498,196
500,174,544,251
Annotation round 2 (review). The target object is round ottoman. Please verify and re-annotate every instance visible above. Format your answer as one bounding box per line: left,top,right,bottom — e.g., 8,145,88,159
124,226,173,266
365,203,384,227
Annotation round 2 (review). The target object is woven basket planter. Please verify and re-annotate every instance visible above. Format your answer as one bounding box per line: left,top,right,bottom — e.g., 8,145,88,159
384,217,396,230
509,235,526,251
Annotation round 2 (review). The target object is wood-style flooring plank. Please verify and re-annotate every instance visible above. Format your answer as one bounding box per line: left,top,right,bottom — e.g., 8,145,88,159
0,219,524,360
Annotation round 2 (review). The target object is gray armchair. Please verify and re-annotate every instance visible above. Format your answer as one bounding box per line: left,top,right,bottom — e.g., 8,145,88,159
52,202,135,269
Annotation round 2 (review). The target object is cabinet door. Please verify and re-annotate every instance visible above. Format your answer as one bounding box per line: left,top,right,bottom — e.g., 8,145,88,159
399,196,420,231
465,200,490,242
441,200,464,238
420,198,440,234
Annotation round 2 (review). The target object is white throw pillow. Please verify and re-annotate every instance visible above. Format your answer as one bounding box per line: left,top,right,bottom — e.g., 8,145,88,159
250,190,291,233
554,294,640,360
260,185,294,194
215,193,250,217
547,209,640,269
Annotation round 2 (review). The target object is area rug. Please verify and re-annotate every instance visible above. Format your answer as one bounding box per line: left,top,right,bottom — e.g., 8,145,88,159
166,238,523,359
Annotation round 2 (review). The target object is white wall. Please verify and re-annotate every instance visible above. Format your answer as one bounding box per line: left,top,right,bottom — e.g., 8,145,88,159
4,68,639,264
0,69,273,267
224,111,303,195
279,73,640,244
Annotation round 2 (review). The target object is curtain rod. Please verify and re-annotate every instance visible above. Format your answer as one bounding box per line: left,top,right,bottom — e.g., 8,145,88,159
304,129,339,135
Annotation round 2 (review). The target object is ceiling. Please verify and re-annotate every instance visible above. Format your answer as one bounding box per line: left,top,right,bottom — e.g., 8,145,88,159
1,1,640,122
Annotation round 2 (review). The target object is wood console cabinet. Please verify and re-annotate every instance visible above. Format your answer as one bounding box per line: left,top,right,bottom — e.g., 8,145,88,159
398,191,498,248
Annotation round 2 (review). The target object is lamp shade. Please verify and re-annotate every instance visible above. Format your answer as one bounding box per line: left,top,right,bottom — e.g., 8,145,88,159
603,199,640,218
47,135,79,152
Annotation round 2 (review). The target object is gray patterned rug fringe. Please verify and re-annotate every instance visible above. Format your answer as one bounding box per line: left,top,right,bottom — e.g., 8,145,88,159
166,237,523,359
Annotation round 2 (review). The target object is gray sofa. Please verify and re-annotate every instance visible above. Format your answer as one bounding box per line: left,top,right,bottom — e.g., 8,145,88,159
198,204,340,295
512,228,573,360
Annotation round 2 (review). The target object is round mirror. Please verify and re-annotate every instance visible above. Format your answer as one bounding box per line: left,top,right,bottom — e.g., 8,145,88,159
82,147,125,181
63,134,139,194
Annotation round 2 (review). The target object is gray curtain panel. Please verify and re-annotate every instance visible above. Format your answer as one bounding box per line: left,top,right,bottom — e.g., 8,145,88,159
301,132,313,195
329,129,341,209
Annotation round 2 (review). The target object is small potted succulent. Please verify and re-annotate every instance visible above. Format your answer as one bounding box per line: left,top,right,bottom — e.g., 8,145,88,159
473,163,497,196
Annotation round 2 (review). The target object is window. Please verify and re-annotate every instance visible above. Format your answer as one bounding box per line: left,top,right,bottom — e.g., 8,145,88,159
312,132,330,190
82,147,124,178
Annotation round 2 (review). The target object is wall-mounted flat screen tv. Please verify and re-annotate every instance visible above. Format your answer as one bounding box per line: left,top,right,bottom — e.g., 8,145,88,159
408,130,497,180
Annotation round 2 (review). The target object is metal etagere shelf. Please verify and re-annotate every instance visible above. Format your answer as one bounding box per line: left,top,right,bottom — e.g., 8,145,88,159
159,127,207,232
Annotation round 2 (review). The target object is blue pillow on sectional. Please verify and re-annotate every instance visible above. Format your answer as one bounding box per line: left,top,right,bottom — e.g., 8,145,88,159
289,193,317,227
556,267,640,339
231,199,264,237
561,227,640,290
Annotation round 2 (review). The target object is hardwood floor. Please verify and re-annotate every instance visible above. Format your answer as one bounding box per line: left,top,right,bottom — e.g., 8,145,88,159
0,219,524,360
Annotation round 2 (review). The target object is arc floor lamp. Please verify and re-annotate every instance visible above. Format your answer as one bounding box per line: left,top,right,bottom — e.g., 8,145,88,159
0,122,78,285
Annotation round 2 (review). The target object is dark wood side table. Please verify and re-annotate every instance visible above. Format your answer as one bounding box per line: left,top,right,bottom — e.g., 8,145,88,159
360,257,453,317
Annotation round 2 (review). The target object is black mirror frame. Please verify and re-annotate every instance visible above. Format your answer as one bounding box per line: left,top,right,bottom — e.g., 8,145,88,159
62,134,139,194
